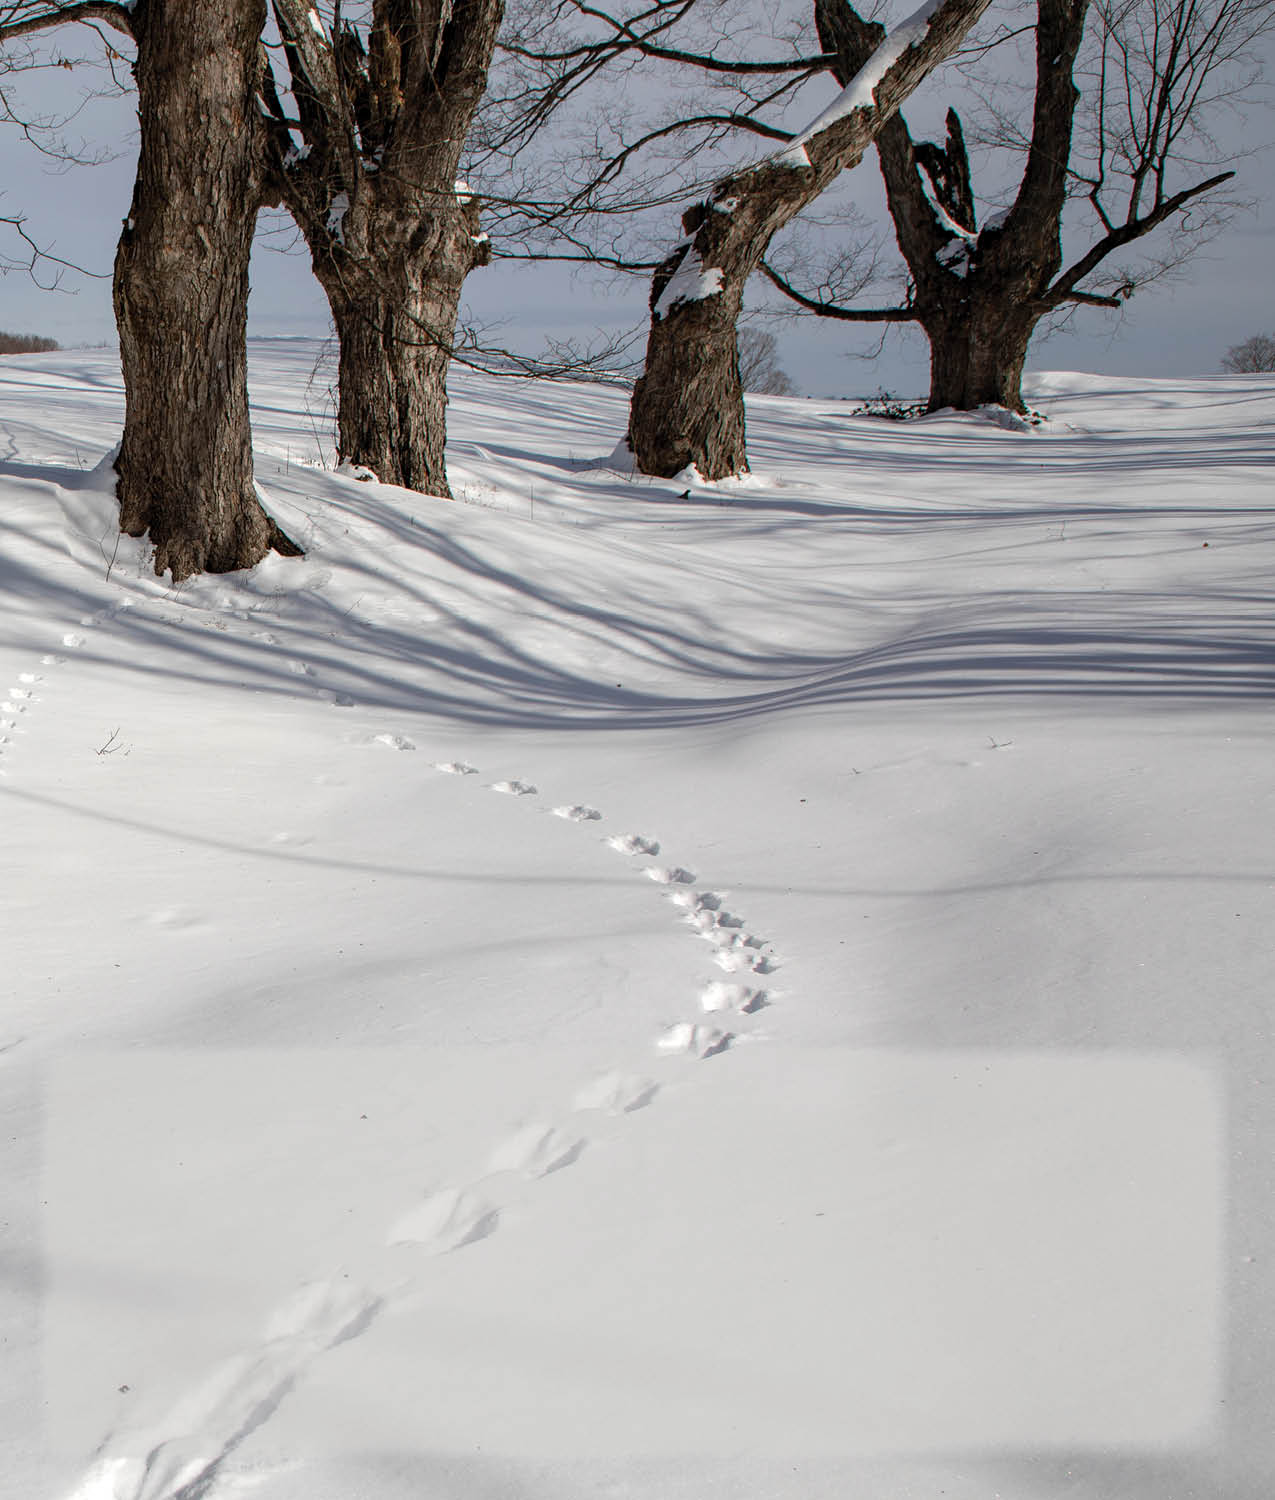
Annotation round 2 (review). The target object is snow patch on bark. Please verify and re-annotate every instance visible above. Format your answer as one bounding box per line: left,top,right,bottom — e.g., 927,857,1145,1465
326,192,349,245
653,247,725,320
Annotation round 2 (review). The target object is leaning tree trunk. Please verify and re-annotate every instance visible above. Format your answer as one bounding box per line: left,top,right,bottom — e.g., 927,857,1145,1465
627,0,994,479
114,0,298,582
628,218,751,478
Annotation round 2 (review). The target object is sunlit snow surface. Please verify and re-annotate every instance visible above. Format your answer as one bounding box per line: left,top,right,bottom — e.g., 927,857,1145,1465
1,344,1273,1500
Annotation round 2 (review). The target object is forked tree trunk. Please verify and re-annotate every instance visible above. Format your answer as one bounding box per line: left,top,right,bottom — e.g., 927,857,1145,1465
265,0,501,496
818,0,1087,416
627,0,994,480
114,0,298,582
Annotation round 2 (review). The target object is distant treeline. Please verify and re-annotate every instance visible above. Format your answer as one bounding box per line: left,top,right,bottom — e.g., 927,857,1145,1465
0,331,60,355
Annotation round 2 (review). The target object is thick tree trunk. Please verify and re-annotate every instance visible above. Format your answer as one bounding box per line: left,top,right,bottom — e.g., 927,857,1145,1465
315,202,487,495
925,301,1042,411
330,285,450,495
114,0,298,582
627,0,994,480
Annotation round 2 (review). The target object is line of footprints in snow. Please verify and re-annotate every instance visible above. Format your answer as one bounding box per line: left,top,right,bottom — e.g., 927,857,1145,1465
379,757,778,1253
0,600,124,770
14,600,782,1500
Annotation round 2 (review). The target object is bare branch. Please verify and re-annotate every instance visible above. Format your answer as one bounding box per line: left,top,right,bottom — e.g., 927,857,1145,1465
0,2,134,42
1044,167,1236,305
758,257,918,321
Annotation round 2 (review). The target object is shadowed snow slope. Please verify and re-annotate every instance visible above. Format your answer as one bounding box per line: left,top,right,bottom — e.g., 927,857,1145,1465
1,343,1272,1500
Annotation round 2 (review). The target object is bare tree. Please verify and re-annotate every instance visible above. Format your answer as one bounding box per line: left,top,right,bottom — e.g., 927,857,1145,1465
1221,333,1275,371
260,0,503,497
737,327,795,393
625,0,995,479
762,0,1273,413
0,329,58,351
115,0,300,579
0,0,300,581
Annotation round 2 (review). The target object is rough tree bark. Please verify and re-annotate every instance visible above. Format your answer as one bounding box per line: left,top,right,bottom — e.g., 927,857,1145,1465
264,0,501,496
791,0,1237,413
113,0,299,581
627,0,994,480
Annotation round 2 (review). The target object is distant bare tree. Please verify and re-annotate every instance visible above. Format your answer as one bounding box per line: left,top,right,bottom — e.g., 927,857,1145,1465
0,329,58,352
737,328,795,394
1221,333,1275,372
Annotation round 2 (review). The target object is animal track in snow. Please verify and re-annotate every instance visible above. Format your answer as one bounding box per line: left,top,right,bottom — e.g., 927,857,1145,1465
644,865,696,885
713,948,773,975
491,779,537,796
605,832,660,856
699,980,767,1015
703,928,765,955
572,1071,660,1115
64,1280,381,1500
386,1187,500,1254
666,887,720,911
369,732,416,751
279,649,358,710
552,804,601,822
656,1022,732,1058
681,907,746,937
488,1123,586,1178
433,760,477,775
62,632,85,649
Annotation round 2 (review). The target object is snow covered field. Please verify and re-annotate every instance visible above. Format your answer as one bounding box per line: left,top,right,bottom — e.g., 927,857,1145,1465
1,342,1272,1500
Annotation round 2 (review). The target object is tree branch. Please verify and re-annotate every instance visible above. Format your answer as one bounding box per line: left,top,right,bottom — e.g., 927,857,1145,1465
0,2,134,42
1044,168,1234,306
1061,288,1122,307
759,258,917,321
